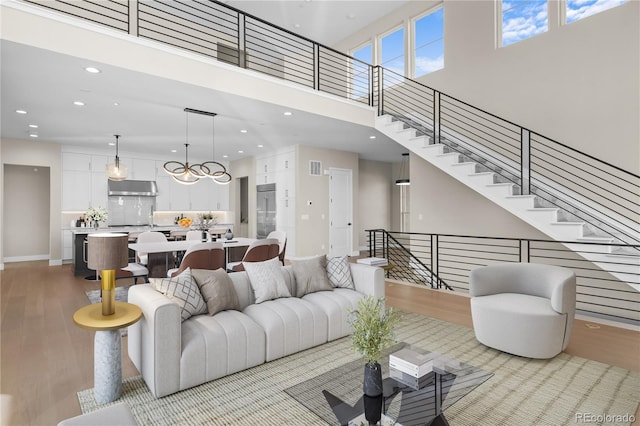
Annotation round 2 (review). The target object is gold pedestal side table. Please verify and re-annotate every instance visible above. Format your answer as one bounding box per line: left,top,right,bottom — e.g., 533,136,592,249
73,302,142,404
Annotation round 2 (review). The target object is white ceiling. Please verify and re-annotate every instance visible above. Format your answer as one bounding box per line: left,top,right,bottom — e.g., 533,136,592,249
1,1,411,164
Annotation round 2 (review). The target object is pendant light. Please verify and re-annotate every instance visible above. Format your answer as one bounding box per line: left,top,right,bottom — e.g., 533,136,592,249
193,109,232,185
164,143,202,185
106,134,128,181
163,109,205,184
395,153,410,186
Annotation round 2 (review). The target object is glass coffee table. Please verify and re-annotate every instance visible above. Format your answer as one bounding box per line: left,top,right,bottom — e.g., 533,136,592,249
285,343,493,426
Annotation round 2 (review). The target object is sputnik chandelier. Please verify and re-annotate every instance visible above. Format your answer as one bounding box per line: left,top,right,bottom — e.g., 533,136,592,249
163,108,231,185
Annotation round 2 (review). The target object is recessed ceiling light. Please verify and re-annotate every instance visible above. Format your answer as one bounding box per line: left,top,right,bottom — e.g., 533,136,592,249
108,142,116,146
113,102,120,107
85,67,101,73
294,23,301,28
257,144,264,148
369,135,376,139
29,124,38,128
347,13,356,20
29,133,38,138
283,111,292,116
238,150,244,154
171,149,177,153
73,101,85,106
223,155,229,158
240,129,248,133
16,109,27,114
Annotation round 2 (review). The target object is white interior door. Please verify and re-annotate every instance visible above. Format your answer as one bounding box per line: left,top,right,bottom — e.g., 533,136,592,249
329,168,353,257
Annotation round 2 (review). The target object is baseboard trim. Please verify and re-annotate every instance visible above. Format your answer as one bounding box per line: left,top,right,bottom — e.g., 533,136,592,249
49,259,63,266
3,255,49,263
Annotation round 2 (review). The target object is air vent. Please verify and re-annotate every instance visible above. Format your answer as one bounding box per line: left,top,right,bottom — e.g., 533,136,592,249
309,160,322,176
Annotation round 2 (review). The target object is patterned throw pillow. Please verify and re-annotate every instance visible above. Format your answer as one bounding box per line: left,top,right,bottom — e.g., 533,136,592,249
150,268,207,321
243,257,291,303
292,255,333,297
326,256,354,289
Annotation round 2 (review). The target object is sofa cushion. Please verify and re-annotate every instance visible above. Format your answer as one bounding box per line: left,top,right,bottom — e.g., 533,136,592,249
180,310,266,391
303,288,365,340
326,256,355,289
150,268,206,321
243,257,291,303
292,255,333,297
243,298,328,362
191,268,240,316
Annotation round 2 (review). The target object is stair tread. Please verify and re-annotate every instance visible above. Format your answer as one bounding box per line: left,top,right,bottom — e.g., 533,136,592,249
451,162,476,167
527,208,559,212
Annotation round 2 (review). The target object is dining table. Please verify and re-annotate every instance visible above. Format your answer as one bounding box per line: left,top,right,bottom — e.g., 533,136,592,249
128,237,257,278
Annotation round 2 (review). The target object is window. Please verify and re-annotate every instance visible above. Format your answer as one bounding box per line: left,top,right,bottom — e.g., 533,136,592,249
381,27,405,76
351,44,372,101
414,7,444,77
566,0,626,24
501,0,548,47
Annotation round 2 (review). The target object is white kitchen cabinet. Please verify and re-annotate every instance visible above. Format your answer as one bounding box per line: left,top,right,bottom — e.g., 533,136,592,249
130,158,156,180
155,175,172,211
189,178,214,211
214,182,229,210
256,155,277,185
91,172,108,208
90,155,109,172
62,230,73,261
62,170,91,210
63,153,91,171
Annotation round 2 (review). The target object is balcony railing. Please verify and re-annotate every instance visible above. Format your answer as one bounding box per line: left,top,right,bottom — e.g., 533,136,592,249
367,229,640,325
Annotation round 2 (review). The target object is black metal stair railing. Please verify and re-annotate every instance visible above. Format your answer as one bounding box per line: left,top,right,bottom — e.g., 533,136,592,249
376,66,640,247
368,229,640,325
368,229,450,290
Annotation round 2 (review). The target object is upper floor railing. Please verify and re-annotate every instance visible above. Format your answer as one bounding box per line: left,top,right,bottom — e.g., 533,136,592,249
20,0,640,246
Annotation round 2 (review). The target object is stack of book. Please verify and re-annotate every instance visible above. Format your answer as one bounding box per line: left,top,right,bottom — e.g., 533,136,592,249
356,257,388,267
389,348,438,390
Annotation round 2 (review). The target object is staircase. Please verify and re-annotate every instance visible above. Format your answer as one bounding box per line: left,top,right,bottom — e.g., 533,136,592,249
376,114,640,292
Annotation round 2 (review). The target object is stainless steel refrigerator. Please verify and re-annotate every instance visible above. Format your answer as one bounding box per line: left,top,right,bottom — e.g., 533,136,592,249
256,183,276,239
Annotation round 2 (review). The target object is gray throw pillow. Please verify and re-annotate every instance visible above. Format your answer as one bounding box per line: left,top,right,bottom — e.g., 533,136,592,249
150,268,207,321
292,255,333,297
326,255,355,289
243,257,291,303
192,268,240,316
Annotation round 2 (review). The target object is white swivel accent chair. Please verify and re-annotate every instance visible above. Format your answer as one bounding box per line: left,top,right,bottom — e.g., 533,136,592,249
469,262,576,359
186,230,204,241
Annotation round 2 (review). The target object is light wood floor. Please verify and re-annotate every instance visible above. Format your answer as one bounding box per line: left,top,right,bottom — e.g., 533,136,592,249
1,261,638,425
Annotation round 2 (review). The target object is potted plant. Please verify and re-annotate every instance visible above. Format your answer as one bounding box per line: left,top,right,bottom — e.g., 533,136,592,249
348,296,400,424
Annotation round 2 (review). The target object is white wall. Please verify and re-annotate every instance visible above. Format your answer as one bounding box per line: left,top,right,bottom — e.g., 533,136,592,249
335,1,639,173
358,159,393,249
295,145,359,256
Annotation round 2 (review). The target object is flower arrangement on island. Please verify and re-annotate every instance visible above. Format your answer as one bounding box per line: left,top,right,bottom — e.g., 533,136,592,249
85,205,108,229
197,212,218,231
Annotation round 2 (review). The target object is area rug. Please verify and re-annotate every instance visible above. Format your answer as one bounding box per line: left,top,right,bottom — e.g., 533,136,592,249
77,312,640,425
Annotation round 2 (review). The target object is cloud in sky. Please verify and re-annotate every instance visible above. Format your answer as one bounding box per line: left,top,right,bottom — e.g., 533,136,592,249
416,55,444,76
502,0,548,46
566,0,626,23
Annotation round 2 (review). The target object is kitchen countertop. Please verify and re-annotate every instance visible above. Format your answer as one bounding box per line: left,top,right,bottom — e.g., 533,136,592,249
69,224,234,235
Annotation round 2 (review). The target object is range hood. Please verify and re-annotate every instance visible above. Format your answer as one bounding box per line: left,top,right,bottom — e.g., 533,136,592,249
108,180,158,196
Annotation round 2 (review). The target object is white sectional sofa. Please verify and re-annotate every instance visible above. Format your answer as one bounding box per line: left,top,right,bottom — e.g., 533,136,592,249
128,261,384,398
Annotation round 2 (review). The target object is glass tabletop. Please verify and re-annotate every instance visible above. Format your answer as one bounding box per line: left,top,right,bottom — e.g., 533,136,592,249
285,342,493,426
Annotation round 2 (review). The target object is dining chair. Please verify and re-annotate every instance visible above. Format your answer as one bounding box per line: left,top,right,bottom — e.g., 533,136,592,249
227,238,279,272
167,242,225,277
267,230,287,265
186,230,204,241
135,231,167,265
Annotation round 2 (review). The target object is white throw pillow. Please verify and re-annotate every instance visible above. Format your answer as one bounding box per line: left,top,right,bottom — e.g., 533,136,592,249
326,255,355,289
150,268,207,321
243,257,291,303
